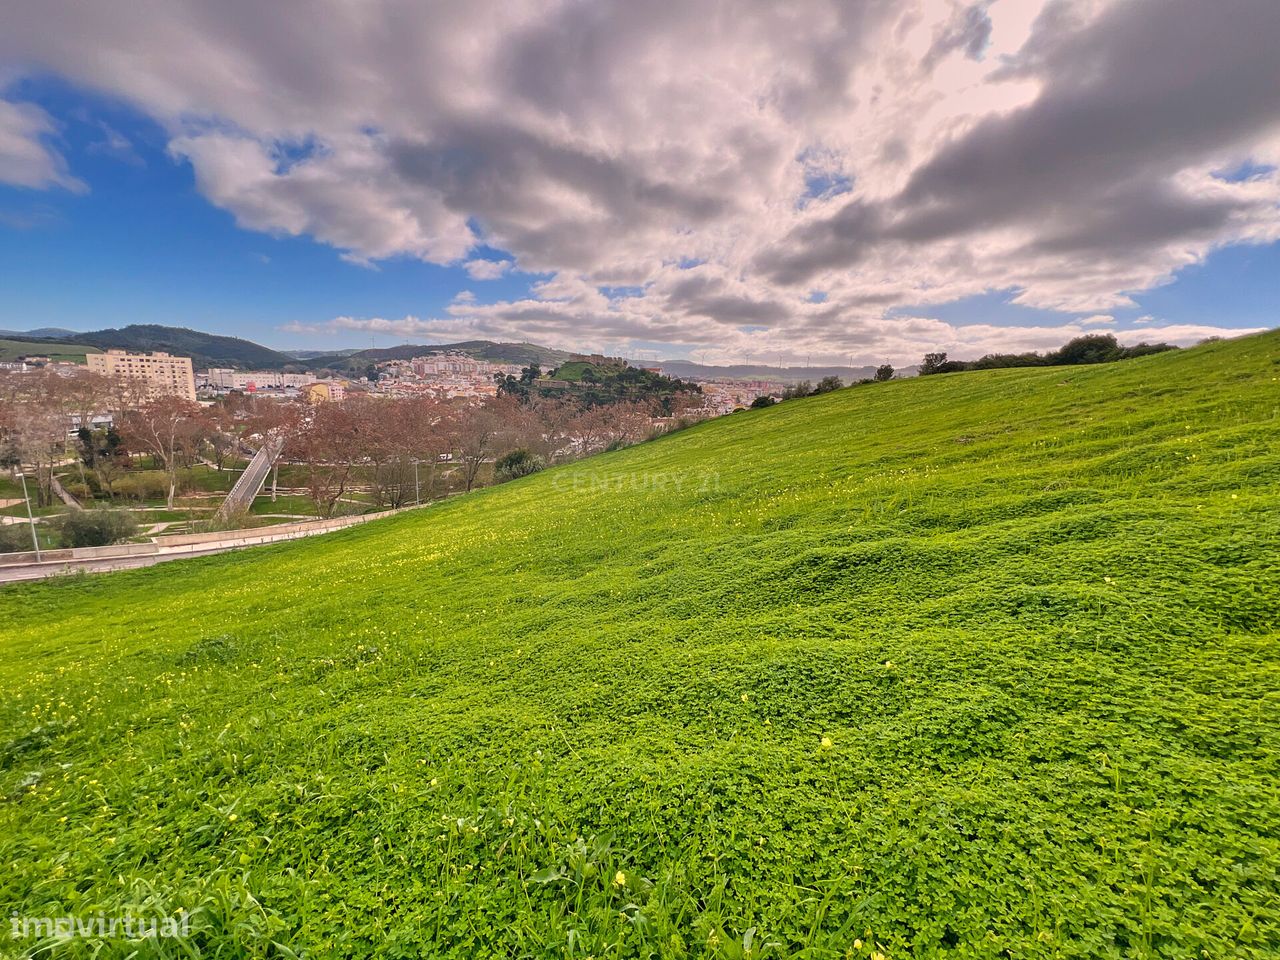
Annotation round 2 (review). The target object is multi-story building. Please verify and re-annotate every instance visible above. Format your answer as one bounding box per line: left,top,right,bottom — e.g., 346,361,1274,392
409,352,522,380
87,349,196,401
201,368,312,392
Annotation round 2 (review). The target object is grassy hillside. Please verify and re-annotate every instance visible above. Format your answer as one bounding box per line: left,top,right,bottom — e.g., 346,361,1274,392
549,359,597,381
0,337,100,363
2,332,1278,959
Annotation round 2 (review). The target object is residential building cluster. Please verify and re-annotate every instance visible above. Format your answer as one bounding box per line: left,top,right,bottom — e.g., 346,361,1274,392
373,352,524,399
8,345,788,425
201,368,313,392
695,379,784,414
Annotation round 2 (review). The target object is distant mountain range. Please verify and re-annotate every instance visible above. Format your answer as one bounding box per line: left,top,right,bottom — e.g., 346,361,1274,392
0,327,80,340
284,348,361,360
0,325,575,372
1,325,297,369
1,325,914,380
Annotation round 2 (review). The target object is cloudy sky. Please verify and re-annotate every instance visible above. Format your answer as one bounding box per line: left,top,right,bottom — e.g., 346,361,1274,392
1,0,1278,364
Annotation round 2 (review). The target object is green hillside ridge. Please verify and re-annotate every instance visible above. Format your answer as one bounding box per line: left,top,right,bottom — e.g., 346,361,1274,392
0,338,101,363
547,358,597,381
2,332,1278,958
0,325,300,369
72,324,298,370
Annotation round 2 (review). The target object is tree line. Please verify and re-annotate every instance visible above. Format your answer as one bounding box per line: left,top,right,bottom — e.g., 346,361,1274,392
919,333,1177,375
0,370,703,522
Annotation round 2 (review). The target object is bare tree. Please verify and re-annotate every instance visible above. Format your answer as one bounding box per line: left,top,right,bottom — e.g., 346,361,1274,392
403,395,457,502
291,402,360,517
1,370,71,506
453,396,520,492
202,404,240,471
118,396,203,508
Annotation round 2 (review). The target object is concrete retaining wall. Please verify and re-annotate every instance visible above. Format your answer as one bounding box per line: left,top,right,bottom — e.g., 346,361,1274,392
0,507,407,571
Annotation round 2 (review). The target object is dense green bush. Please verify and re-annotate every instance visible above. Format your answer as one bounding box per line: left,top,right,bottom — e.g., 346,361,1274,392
113,470,169,501
921,333,1178,375
61,480,93,500
495,449,547,482
0,523,36,554
55,508,139,547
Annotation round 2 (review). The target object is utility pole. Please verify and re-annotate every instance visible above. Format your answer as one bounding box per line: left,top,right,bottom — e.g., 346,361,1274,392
19,471,40,560
414,459,421,505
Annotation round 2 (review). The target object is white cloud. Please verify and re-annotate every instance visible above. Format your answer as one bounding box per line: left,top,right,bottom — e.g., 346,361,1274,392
3,0,1278,355
464,259,510,280
303,308,1263,367
0,98,84,192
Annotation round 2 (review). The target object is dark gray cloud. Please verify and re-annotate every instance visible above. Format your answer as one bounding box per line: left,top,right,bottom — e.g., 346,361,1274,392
759,0,1280,289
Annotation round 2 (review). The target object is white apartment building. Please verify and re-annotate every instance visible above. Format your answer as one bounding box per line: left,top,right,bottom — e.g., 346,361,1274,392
202,368,311,391
409,352,522,379
87,349,197,401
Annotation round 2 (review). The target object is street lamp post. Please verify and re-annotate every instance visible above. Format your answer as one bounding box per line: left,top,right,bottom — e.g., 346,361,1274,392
18,471,41,561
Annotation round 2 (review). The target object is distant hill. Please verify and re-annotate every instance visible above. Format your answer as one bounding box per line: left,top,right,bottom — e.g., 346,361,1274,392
0,325,297,369
69,325,299,370
315,340,574,372
498,355,700,410
0,338,101,363
655,359,917,383
0,327,78,340
0,326,578,372
286,348,361,360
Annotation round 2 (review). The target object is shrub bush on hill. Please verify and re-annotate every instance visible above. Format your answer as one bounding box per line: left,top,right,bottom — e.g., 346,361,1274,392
55,508,139,547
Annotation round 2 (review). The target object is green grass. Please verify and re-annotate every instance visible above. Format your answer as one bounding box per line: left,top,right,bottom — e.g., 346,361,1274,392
549,360,596,381
2,332,1279,959
0,338,99,363
179,465,243,494
247,493,319,517
0,500,67,520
